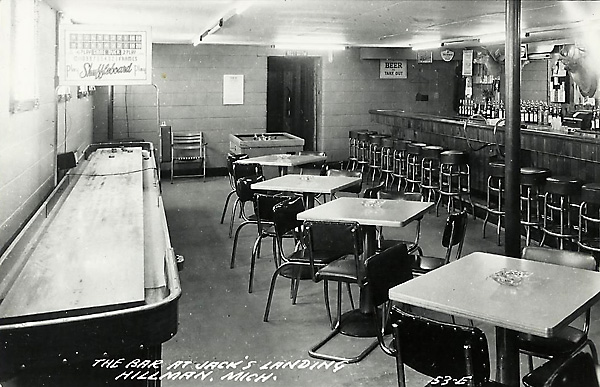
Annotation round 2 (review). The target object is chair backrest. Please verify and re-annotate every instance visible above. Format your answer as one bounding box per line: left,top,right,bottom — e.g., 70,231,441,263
325,169,363,194
441,210,469,264
171,132,204,158
363,183,386,199
227,153,249,187
298,151,327,176
235,175,265,203
233,162,263,181
304,221,363,279
272,196,306,259
391,307,492,387
521,246,596,271
364,243,413,356
541,352,599,387
254,193,293,228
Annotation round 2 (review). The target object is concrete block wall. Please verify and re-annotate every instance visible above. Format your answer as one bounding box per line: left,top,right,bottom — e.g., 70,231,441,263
96,44,458,169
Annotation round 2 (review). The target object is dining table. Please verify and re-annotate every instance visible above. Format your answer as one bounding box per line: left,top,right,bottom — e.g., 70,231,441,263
251,174,361,208
235,153,327,176
297,197,434,337
388,251,600,387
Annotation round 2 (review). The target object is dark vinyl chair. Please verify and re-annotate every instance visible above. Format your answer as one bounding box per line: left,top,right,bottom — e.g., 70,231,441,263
263,196,351,322
229,175,265,269
306,221,374,363
389,307,508,387
363,243,413,357
326,169,363,200
228,162,264,236
376,190,427,256
248,194,294,293
220,153,249,224
523,351,600,387
411,209,468,276
298,151,327,176
518,246,599,372
362,182,386,199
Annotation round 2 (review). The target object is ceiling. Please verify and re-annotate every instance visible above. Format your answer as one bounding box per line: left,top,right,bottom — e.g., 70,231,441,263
43,0,600,48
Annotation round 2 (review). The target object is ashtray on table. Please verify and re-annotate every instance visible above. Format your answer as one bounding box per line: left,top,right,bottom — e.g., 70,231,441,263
490,268,532,287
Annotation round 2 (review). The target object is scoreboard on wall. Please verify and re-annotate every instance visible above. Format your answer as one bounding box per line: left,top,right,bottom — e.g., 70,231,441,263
59,25,152,86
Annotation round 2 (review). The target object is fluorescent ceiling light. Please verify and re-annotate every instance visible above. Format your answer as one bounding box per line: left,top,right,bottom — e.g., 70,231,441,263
273,43,346,51
411,41,441,51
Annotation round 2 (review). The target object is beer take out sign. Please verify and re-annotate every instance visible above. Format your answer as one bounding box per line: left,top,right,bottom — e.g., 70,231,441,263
380,60,408,79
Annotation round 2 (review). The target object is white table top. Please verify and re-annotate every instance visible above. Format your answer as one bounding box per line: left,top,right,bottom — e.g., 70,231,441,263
251,174,361,194
297,197,433,227
389,252,600,337
236,153,326,167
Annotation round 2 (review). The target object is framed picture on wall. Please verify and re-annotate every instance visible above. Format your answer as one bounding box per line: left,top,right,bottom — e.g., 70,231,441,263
417,51,433,64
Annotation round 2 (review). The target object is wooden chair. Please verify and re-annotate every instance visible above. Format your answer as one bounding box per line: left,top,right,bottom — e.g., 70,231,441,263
170,131,206,183
523,351,600,387
389,307,508,387
518,246,599,371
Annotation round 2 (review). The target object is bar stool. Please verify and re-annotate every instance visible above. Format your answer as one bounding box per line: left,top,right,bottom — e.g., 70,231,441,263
368,134,387,184
420,145,443,202
347,130,360,170
436,150,474,218
405,142,427,193
540,175,583,249
380,136,396,189
391,139,410,191
482,161,505,245
356,131,374,177
520,167,551,246
578,183,600,260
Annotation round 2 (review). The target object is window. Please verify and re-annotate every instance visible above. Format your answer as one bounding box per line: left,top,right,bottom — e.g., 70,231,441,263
11,0,39,113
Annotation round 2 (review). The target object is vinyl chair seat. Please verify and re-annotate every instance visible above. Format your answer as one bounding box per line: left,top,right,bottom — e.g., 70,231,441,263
411,255,446,273
316,255,361,283
518,327,589,357
522,352,600,387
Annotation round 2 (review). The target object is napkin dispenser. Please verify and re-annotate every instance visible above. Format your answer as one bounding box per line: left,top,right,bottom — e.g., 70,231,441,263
562,110,592,130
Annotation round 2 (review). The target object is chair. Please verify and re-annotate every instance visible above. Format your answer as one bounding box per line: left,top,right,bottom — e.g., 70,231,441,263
326,169,363,200
306,221,367,363
170,131,206,183
376,190,426,256
522,351,600,387
228,162,264,236
518,246,599,372
298,151,327,176
229,175,265,269
220,153,249,224
248,194,295,293
411,209,468,275
389,307,507,387
363,182,386,199
264,197,350,321
363,243,413,358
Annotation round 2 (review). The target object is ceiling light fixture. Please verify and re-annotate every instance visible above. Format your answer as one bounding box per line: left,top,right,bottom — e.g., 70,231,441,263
441,38,480,47
410,41,441,51
272,43,347,51
192,6,241,46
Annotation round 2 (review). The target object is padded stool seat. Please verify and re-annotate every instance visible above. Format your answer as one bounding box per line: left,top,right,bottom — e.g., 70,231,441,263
520,167,551,245
482,162,505,245
436,150,474,218
420,145,443,202
541,175,583,249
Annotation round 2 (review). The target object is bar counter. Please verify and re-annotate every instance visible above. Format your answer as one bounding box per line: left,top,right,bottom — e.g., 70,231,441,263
370,109,600,196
